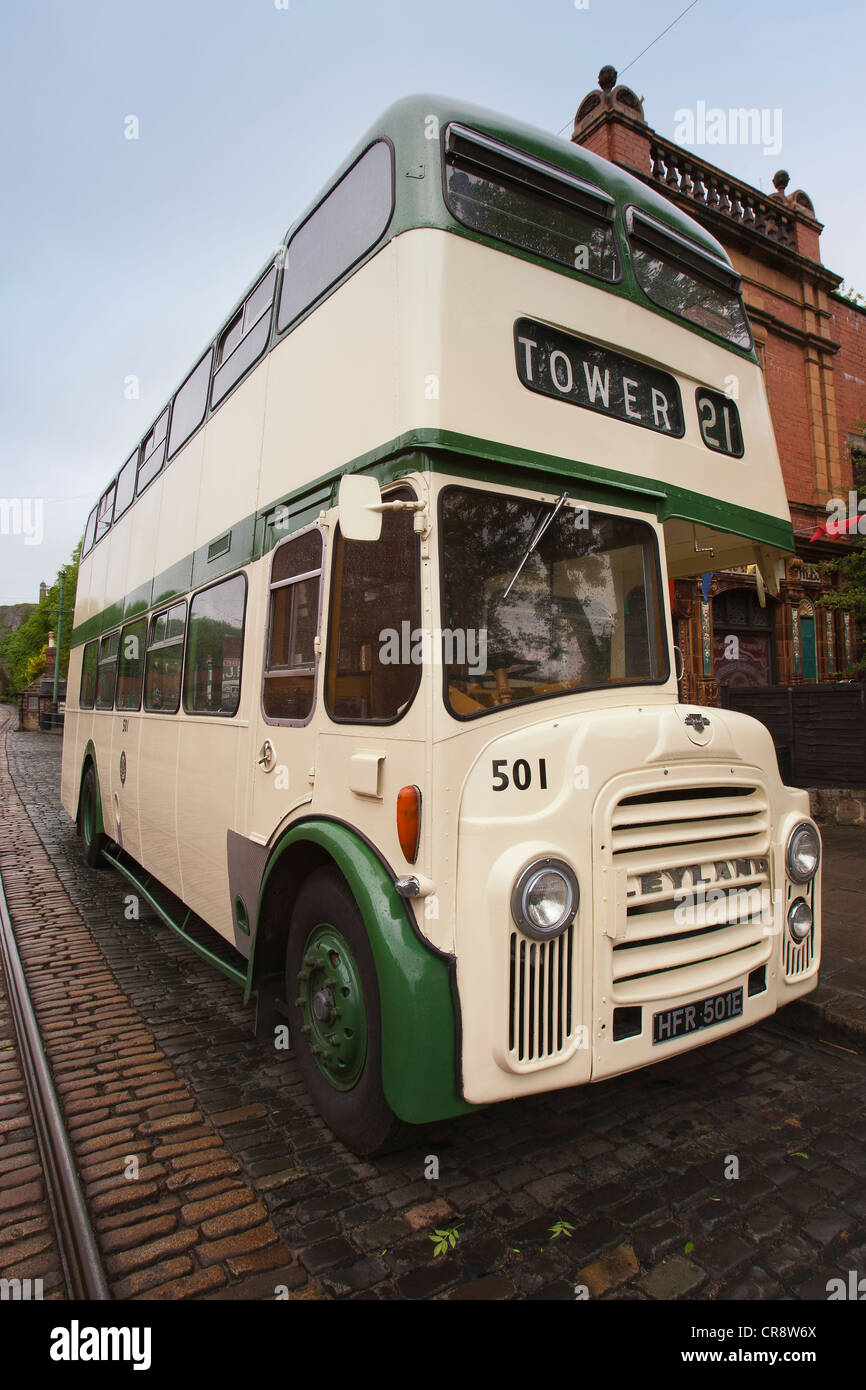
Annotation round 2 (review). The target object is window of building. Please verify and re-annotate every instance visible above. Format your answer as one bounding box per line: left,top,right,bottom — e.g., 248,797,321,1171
116,617,147,710
95,631,120,709
82,507,98,557
183,574,247,716
212,268,276,407
277,141,394,332
137,407,170,495
114,451,137,521
169,350,214,458
443,123,619,282
79,639,98,708
144,601,187,712
263,529,323,723
326,490,420,723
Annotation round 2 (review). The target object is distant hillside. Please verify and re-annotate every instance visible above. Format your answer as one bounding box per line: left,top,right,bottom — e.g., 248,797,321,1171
0,604,36,640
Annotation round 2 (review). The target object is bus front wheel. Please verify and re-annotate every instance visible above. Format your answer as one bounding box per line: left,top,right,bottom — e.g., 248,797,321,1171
79,764,107,869
285,866,400,1156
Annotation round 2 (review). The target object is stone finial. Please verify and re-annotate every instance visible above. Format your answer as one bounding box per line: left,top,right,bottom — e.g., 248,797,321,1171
772,169,790,195
573,64,646,136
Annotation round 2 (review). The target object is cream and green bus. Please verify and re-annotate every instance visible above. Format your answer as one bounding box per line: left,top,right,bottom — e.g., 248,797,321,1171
61,96,822,1154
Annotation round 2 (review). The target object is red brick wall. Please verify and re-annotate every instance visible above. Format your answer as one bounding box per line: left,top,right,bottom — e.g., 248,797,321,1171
830,297,866,457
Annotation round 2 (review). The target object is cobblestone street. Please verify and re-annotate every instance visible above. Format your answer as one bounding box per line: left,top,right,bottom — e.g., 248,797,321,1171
4,724,866,1301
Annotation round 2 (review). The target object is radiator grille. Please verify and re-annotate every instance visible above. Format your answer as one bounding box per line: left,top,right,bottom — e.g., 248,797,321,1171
508,927,574,1063
608,783,773,1001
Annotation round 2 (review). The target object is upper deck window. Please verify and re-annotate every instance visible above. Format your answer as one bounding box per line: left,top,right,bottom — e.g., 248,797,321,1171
95,482,116,544
443,124,619,282
114,451,137,521
277,140,394,332
170,350,214,456
212,271,275,407
626,208,752,349
82,507,97,557
137,407,170,495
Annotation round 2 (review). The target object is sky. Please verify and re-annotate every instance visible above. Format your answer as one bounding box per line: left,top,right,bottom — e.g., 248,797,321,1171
1,0,864,605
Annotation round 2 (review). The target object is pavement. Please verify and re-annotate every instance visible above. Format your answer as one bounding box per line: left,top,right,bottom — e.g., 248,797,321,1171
785,825,866,1053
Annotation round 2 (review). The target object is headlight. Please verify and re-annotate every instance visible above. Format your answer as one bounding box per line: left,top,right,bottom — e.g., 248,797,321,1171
511,858,578,941
786,822,820,883
787,897,813,942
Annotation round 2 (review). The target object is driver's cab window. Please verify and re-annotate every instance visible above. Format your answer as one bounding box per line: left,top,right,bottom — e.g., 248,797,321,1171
326,486,421,723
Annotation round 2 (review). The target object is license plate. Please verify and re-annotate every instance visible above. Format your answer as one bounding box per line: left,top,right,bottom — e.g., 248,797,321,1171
652,987,743,1044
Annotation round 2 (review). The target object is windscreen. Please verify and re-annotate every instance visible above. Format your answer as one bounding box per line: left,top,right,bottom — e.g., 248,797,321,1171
440,486,668,718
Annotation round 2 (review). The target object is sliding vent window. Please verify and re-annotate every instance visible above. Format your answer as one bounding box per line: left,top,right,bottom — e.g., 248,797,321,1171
144,601,186,713
326,490,421,723
443,123,619,281
79,639,98,708
183,575,246,716
137,407,170,494
95,483,116,544
277,141,394,331
627,208,752,348
82,507,97,557
116,617,147,711
95,632,120,709
263,530,323,723
212,269,275,406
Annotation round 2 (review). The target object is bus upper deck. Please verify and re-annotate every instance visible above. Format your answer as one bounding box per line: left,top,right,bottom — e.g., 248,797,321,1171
70,93,791,653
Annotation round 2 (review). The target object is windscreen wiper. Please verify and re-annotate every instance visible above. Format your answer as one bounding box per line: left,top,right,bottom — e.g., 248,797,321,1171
502,492,569,599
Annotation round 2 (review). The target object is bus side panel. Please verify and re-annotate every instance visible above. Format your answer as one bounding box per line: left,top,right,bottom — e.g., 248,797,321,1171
176,720,246,942
137,718,184,899
259,246,399,509
60,644,84,818
109,710,143,864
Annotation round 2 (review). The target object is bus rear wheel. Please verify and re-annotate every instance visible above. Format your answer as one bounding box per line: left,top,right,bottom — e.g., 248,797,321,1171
79,764,107,869
285,866,400,1156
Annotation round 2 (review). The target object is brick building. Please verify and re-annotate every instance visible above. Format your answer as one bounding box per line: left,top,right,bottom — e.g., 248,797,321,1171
572,67,866,705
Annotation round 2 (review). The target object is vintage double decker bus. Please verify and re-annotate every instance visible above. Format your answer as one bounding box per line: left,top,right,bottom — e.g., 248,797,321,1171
62,96,821,1153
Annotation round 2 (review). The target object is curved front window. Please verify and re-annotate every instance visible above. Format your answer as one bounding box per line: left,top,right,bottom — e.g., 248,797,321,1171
440,485,668,718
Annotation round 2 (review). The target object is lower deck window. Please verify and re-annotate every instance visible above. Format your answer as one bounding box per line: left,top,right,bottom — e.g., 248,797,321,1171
79,640,98,708
183,574,246,716
116,617,147,710
95,632,120,709
144,602,186,712
326,489,421,723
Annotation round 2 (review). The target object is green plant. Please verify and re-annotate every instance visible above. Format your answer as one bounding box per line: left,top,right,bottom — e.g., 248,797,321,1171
549,1219,574,1240
430,1224,461,1256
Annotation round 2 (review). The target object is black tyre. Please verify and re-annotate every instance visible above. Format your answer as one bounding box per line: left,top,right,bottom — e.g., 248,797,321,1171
285,866,401,1156
79,764,107,869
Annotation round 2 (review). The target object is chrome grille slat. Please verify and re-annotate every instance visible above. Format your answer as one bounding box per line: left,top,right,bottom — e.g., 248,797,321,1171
508,927,574,1063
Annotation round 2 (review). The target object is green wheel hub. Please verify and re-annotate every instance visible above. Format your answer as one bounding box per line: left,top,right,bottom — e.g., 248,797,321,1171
295,924,367,1090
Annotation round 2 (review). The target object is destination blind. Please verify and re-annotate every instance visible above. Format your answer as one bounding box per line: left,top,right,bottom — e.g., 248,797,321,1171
514,316,685,437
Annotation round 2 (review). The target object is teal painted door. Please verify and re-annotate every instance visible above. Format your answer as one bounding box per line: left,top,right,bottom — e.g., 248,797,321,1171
800,615,817,681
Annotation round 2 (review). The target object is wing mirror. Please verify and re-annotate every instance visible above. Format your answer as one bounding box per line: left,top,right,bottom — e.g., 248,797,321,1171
337,475,383,542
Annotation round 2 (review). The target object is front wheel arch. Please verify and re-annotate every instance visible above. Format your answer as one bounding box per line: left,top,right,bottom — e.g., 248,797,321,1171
250,818,472,1127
